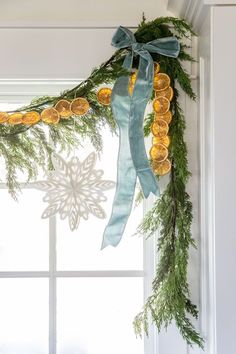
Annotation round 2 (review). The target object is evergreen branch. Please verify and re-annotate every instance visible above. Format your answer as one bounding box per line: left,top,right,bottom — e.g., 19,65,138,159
134,94,203,347
171,60,196,100
135,189,144,207
133,19,203,348
144,112,155,137
136,17,196,42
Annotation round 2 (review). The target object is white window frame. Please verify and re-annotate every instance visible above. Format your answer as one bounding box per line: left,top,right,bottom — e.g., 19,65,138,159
0,80,157,354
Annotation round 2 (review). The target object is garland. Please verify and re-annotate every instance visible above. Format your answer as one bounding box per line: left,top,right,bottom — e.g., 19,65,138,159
0,16,203,347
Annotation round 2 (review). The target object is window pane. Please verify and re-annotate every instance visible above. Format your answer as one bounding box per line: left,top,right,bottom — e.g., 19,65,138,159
0,278,48,354
57,127,143,271
0,189,49,270
57,277,143,354
57,202,143,270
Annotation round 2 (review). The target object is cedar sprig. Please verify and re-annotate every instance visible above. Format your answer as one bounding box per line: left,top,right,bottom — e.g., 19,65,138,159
134,17,203,348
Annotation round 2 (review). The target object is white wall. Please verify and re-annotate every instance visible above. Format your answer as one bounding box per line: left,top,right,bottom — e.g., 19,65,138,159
156,78,200,354
196,3,236,354
212,7,236,354
0,0,172,27
0,0,173,80
198,8,214,354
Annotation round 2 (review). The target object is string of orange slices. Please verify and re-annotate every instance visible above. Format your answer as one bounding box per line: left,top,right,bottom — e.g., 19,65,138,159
0,97,92,125
0,64,172,177
128,62,173,176
149,62,173,176
0,84,116,126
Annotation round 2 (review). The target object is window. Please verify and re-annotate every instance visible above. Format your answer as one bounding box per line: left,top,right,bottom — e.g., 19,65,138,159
0,92,155,354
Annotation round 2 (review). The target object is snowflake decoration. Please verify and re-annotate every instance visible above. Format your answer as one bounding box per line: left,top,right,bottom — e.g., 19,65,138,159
34,152,115,231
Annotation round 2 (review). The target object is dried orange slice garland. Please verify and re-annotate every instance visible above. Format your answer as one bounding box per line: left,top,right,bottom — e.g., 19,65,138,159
0,97,91,126
0,63,172,177
123,63,173,176
0,86,113,126
0,86,114,125
150,63,173,176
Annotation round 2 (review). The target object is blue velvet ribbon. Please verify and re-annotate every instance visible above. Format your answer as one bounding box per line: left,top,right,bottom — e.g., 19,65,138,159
101,26,180,249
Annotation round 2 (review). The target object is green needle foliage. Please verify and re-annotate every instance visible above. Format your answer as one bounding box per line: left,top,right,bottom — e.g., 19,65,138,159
0,16,203,347
133,18,204,348
0,52,126,198
134,93,203,348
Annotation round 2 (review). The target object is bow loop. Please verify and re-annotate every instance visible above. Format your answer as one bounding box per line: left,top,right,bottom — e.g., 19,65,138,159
144,37,180,58
111,26,136,49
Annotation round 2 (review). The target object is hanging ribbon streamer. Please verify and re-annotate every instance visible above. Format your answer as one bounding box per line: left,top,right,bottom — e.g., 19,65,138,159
101,26,180,249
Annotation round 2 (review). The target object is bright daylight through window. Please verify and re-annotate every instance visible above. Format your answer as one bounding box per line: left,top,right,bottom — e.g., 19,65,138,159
0,102,147,354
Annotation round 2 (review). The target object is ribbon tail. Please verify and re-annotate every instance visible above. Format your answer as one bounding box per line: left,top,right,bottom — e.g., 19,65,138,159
101,118,137,249
102,55,137,249
129,54,159,198
101,168,136,249
137,168,160,198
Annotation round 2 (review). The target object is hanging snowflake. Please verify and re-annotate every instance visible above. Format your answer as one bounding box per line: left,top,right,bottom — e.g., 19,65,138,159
34,152,115,231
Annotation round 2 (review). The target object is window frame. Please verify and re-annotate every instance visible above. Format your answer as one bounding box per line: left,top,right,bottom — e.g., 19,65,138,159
0,80,156,354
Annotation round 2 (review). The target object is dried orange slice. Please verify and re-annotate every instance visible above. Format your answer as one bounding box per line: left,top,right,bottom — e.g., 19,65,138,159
155,110,172,124
150,143,168,162
153,96,170,115
153,135,170,147
155,86,174,101
153,73,170,91
8,112,23,125
41,108,60,124
128,84,134,96
70,98,90,116
154,62,160,74
97,88,112,106
22,111,41,125
130,72,137,85
0,112,9,123
152,159,171,176
151,119,169,138
55,100,72,118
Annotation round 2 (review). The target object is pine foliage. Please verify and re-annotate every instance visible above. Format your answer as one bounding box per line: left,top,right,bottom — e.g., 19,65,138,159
134,17,203,348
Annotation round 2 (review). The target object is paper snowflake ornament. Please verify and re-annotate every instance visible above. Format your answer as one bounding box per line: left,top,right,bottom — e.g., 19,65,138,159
34,152,115,231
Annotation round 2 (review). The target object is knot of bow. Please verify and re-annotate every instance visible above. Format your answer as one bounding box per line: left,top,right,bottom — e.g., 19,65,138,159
112,26,180,58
